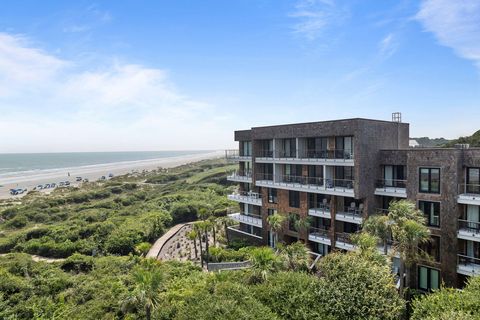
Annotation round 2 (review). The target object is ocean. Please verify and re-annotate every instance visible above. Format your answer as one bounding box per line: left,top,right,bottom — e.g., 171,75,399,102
0,151,211,178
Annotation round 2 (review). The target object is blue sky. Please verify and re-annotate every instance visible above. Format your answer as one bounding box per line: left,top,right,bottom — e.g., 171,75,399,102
0,0,479,152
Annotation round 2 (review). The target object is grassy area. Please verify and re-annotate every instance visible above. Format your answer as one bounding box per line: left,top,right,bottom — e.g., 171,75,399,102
186,163,237,184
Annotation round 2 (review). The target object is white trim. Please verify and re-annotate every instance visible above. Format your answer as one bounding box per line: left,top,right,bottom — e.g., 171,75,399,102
227,226,263,239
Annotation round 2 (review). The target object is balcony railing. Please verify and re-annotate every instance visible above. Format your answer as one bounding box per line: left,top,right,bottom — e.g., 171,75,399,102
228,191,262,205
256,149,354,161
457,254,480,276
255,174,354,194
309,227,329,238
376,179,407,189
225,149,251,161
228,212,262,228
335,205,363,224
302,149,354,160
458,184,480,204
255,173,274,181
227,171,253,182
459,219,480,233
308,202,331,217
459,183,480,195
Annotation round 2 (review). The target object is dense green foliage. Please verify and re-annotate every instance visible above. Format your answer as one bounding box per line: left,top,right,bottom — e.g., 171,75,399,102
0,160,233,258
0,159,478,319
411,276,480,320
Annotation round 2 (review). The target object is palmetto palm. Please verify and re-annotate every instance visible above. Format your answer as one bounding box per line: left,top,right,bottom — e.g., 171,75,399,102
248,246,282,282
293,216,312,242
363,200,430,295
278,241,310,271
217,215,236,244
267,213,286,248
123,263,164,320
186,230,198,259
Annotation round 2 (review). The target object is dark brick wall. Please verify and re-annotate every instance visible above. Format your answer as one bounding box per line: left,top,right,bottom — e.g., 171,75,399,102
406,149,463,288
234,129,252,141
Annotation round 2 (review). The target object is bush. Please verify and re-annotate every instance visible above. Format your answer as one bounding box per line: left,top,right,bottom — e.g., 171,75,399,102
104,229,143,255
169,203,198,224
5,215,28,229
208,247,251,262
61,254,95,273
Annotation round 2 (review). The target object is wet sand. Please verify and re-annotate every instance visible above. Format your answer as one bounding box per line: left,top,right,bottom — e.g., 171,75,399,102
0,151,223,199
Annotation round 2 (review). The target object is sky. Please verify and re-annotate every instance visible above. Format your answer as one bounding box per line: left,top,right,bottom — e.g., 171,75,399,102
0,0,479,153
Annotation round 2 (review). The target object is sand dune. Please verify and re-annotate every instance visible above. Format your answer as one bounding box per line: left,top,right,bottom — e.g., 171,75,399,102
0,151,224,199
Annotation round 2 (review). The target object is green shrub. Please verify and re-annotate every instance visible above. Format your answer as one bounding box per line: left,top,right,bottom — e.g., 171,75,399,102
5,215,28,229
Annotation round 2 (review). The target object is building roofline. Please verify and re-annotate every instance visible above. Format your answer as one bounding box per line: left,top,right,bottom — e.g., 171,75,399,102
250,117,409,130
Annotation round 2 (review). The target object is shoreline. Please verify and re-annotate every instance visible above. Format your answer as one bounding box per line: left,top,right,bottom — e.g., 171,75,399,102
0,150,223,199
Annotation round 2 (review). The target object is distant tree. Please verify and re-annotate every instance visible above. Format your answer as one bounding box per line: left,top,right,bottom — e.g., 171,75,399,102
267,213,285,248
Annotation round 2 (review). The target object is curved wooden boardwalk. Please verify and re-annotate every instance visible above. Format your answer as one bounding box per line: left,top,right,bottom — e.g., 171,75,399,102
146,223,188,259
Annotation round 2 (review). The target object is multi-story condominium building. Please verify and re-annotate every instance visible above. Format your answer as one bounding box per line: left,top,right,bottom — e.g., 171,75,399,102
225,117,480,290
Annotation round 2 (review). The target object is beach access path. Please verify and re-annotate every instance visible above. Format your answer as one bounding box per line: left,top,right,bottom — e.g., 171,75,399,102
146,223,188,259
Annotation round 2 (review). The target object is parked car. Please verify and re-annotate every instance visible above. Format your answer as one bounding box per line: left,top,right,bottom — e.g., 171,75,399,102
59,182,65,187
76,177,82,182
44,184,51,189
100,176,106,180
83,178,89,183
108,173,114,178
65,181,70,186
51,183,56,188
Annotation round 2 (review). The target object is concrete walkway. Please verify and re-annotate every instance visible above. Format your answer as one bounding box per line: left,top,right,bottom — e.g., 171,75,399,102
146,223,188,259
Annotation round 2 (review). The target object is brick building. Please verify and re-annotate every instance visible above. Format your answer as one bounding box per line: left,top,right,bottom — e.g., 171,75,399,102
225,117,480,289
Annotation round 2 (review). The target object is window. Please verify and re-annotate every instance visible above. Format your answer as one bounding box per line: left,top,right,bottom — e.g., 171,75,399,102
420,236,440,262
467,168,480,194
267,208,277,216
282,138,296,158
419,201,440,227
383,165,405,186
289,190,300,208
268,188,277,204
419,168,440,193
335,136,354,159
418,266,440,291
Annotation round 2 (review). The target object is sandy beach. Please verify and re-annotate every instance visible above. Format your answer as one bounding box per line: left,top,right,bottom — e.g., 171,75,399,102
0,150,223,199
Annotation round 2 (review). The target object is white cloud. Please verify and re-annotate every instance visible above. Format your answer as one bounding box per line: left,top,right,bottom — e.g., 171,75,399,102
416,0,480,69
289,0,347,41
0,32,232,152
378,33,399,60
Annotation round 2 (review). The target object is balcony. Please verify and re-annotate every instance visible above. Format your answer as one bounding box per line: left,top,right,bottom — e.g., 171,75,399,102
458,184,480,205
225,149,252,162
308,202,331,219
335,232,357,251
227,225,262,239
376,240,399,257
227,171,253,183
335,205,364,224
458,220,480,242
227,191,262,206
457,254,480,276
308,227,331,245
255,149,354,166
228,212,262,228
255,174,355,197
374,179,407,198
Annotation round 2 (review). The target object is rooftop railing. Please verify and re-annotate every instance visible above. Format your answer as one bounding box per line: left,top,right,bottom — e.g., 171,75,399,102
225,149,251,159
